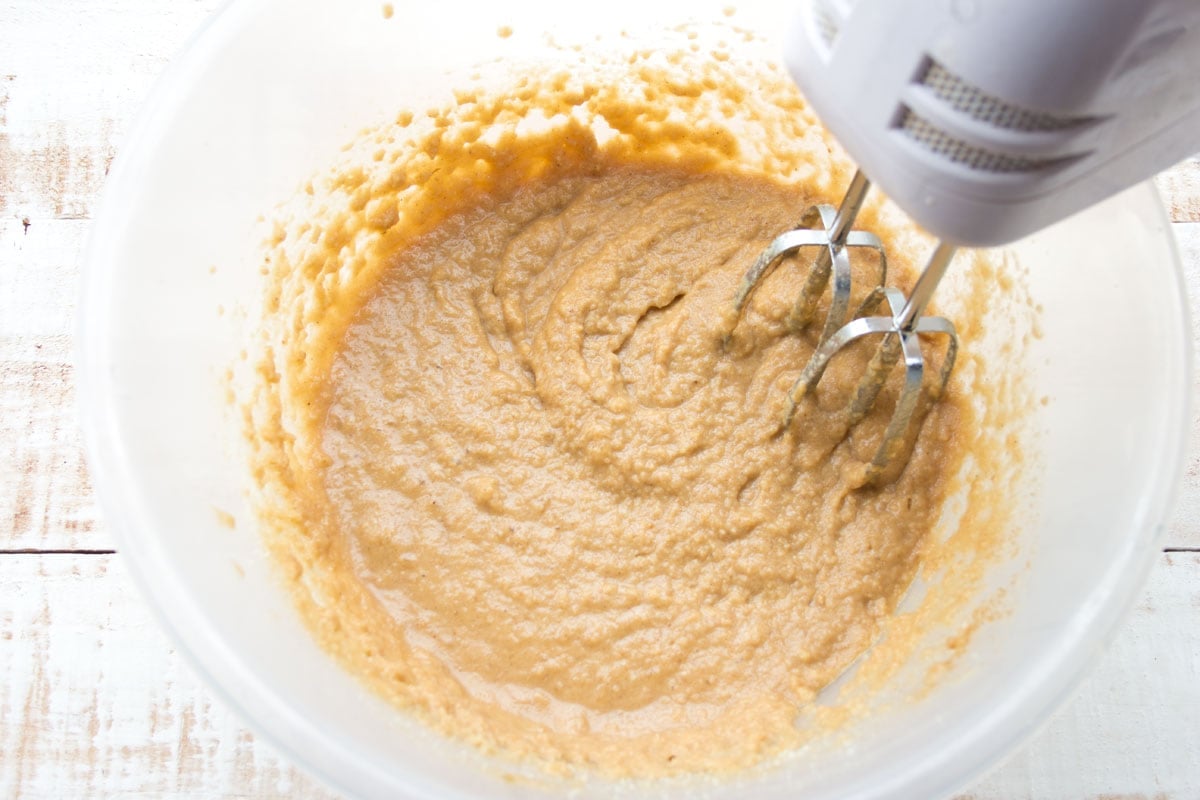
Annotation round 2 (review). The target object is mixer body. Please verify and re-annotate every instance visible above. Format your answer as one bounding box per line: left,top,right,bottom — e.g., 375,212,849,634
786,0,1200,246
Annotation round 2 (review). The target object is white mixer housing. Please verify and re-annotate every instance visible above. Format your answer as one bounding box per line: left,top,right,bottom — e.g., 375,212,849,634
785,0,1200,246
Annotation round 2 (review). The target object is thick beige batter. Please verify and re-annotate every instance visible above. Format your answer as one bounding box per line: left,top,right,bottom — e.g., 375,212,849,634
243,36,1001,779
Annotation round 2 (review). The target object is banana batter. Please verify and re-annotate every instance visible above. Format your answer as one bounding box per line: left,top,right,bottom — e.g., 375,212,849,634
243,37,977,778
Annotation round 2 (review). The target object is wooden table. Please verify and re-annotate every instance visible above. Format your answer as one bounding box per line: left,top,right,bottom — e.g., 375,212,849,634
2,2,1198,797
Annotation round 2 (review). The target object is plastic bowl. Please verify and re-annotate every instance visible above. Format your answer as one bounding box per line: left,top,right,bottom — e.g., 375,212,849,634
78,0,1191,798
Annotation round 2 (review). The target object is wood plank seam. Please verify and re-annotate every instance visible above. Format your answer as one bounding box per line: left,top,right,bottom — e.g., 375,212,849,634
0,550,116,555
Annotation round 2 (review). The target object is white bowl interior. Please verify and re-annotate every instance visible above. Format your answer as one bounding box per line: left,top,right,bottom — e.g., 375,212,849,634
79,1,1190,799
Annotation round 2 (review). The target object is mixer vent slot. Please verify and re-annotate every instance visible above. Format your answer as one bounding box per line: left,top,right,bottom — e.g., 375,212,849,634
917,60,1094,133
897,109,1077,174
810,0,855,50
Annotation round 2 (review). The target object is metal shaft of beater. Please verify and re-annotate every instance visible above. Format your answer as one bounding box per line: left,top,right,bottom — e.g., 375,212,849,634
895,241,958,333
829,169,872,245
790,169,872,331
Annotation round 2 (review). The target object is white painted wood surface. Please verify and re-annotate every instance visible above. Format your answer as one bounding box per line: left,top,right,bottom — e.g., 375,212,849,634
1,2,1198,798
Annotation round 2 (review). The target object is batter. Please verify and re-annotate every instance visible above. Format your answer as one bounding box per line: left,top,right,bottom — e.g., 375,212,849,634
244,37,977,778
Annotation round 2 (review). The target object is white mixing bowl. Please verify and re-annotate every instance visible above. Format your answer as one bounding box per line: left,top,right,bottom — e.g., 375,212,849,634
79,1,1191,798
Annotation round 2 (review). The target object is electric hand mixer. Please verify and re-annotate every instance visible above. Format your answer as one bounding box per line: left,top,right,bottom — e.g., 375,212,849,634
730,0,1200,485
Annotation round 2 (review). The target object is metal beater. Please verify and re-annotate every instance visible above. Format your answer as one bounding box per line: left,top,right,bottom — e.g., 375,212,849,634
729,169,957,485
